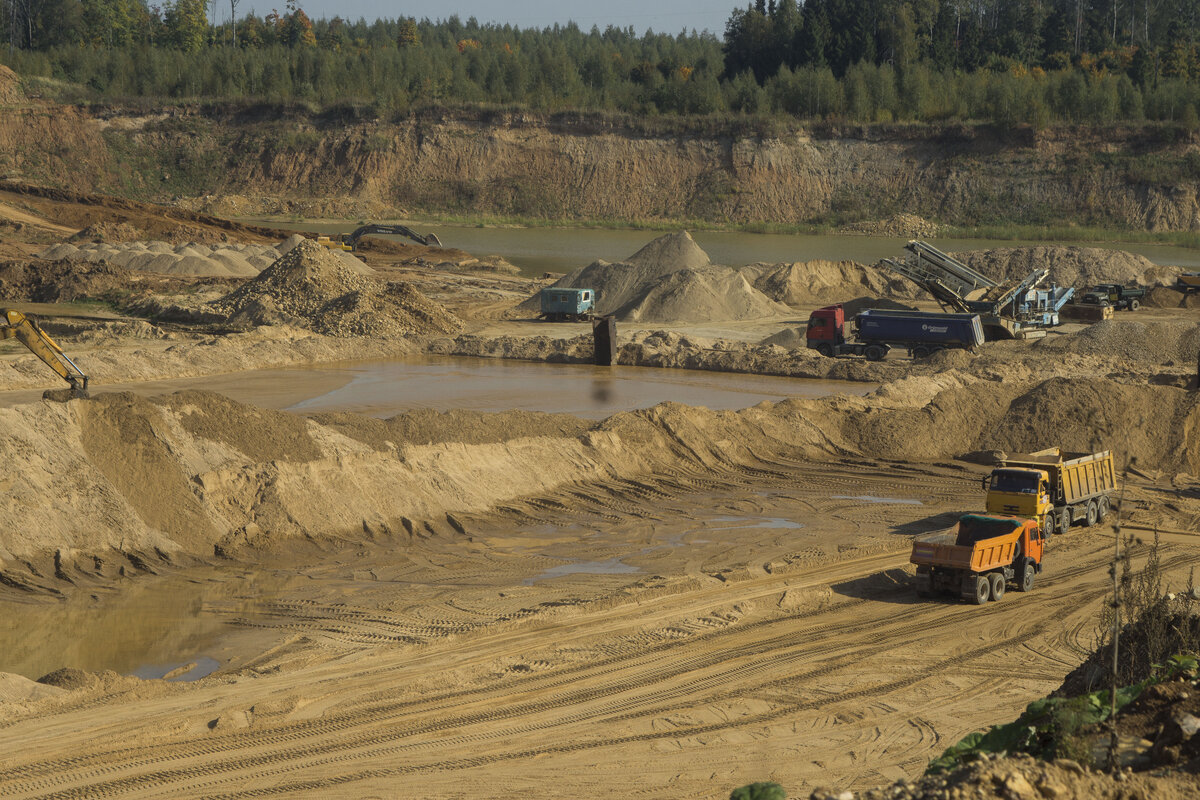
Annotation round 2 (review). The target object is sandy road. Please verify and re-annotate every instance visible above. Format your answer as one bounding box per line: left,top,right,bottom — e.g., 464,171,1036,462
1,461,1195,799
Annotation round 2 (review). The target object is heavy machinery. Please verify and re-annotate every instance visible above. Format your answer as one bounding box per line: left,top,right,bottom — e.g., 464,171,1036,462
983,447,1116,537
1,308,89,400
805,304,984,360
911,514,1044,604
539,288,595,322
1177,273,1200,293
877,240,1061,340
1079,283,1145,311
323,224,443,251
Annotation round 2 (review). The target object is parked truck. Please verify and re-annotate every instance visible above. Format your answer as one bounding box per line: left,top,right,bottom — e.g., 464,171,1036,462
1079,283,1145,311
539,288,595,322
983,447,1117,537
911,514,1044,604
805,305,985,360
1177,273,1200,293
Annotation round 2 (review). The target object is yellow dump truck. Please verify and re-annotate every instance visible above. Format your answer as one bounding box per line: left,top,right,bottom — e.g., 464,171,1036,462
983,447,1116,536
911,514,1044,604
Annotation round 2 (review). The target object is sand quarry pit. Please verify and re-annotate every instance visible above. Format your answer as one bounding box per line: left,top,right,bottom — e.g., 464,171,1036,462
4,217,1200,798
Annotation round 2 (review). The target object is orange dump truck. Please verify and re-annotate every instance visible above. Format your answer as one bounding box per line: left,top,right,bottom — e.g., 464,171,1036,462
911,514,1045,604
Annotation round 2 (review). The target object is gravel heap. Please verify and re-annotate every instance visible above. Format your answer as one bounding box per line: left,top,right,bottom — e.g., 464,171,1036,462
0,258,130,303
213,239,460,338
1036,319,1200,363
840,212,941,238
808,751,1192,799
38,236,373,279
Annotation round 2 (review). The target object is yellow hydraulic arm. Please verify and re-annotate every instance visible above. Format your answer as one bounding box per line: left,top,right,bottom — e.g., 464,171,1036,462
1,308,89,400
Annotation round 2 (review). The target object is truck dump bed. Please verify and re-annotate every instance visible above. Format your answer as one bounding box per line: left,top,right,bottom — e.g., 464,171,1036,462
855,309,985,348
910,515,1024,574
1003,448,1115,505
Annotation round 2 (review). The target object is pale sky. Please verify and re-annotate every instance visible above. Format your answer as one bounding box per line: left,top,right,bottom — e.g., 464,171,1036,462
243,1,734,36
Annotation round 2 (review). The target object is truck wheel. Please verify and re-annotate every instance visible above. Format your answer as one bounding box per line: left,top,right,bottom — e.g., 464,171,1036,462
816,343,833,358
1098,496,1111,521
911,345,930,359
1130,299,1140,311
1085,500,1098,527
1018,560,1036,592
965,575,990,605
915,568,932,598
864,345,886,361
988,572,1005,601
1042,514,1055,538
1059,508,1072,533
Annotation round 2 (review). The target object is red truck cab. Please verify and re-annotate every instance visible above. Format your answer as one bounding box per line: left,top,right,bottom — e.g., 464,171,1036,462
806,305,846,357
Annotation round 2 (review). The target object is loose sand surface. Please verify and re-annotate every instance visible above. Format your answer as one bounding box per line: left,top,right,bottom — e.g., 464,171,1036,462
3,205,1200,799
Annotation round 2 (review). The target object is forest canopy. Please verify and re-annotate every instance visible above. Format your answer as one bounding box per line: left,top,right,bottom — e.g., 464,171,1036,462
1,0,1198,126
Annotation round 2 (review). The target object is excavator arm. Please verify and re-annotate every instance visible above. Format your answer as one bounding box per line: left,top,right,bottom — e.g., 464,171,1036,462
1,309,89,400
340,224,442,250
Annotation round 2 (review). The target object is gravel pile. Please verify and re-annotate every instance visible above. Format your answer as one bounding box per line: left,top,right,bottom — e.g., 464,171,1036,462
213,239,460,338
38,236,373,279
840,212,940,238
1037,319,1200,363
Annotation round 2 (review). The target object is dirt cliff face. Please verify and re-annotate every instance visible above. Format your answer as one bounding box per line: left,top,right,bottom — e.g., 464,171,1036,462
7,93,1200,230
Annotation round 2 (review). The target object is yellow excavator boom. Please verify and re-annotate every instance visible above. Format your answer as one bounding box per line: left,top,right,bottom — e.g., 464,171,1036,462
1,309,89,400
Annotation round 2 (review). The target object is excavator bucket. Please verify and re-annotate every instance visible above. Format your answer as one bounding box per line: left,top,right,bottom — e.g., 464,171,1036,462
42,382,89,402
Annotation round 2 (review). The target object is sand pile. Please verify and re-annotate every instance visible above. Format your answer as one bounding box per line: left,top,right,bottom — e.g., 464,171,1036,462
0,258,129,302
745,260,920,306
952,245,1179,288
1036,319,1200,363
616,266,789,322
38,237,373,279
520,231,786,322
214,239,460,337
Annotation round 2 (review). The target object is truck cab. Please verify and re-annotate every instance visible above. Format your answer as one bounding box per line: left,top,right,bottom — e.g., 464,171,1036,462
805,304,845,357
984,467,1052,532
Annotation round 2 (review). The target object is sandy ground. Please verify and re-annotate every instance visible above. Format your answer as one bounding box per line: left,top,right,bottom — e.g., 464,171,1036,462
3,190,1200,799
4,460,1198,799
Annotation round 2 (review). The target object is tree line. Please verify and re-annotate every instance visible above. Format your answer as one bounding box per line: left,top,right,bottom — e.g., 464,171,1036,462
0,0,1198,126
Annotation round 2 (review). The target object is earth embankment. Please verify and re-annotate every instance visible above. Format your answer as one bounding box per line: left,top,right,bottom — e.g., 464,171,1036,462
4,372,1197,571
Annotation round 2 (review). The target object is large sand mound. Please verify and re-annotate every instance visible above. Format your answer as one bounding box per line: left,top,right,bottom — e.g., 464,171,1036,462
214,239,460,337
744,259,920,306
953,246,1179,288
521,231,786,322
625,230,710,271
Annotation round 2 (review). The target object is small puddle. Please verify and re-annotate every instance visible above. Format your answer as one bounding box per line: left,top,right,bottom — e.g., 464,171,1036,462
523,557,640,585
131,656,222,682
831,495,924,505
707,516,806,529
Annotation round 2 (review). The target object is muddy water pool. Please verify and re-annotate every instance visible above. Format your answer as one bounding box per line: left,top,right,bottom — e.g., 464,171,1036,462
0,355,875,417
